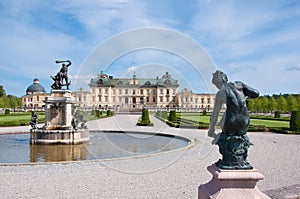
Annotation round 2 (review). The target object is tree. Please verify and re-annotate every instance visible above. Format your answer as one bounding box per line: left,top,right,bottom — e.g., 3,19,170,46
260,96,269,112
287,95,298,112
269,96,278,112
277,96,288,112
0,85,6,97
296,95,300,111
255,98,263,113
246,98,256,112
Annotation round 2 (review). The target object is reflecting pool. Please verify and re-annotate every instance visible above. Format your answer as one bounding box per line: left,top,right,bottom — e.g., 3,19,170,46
0,131,191,164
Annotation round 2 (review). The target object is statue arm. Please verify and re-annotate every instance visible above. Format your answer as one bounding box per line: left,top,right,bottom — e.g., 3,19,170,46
242,82,259,98
66,60,72,67
208,90,225,137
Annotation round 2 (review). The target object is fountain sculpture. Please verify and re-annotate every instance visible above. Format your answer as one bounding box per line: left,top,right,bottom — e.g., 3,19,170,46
30,60,89,144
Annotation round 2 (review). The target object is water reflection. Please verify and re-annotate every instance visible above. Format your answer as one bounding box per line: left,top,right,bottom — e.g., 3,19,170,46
0,132,190,164
30,144,88,162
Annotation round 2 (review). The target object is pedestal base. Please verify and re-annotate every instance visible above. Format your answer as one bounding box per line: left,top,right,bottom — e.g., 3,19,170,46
30,129,89,145
198,164,270,199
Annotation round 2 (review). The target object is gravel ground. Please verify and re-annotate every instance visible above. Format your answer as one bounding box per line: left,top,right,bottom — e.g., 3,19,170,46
0,115,299,198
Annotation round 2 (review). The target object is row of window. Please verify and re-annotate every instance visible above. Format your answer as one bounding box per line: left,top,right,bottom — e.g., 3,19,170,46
23,96,40,102
86,96,177,103
76,95,213,104
180,97,212,104
91,88,177,95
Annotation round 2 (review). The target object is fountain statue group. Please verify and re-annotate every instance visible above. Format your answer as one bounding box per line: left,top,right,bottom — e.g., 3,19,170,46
30,60,89,145
51,60,72,90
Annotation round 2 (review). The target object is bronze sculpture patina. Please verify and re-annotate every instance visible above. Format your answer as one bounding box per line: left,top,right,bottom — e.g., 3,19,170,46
30,111,38,129
208,70,259,169
51,60,71,90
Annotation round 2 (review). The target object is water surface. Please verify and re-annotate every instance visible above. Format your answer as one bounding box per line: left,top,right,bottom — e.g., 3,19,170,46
0,132,190,164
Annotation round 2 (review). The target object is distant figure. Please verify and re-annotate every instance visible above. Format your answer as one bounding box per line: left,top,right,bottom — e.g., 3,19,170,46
208,70,259,169
30,111,38,129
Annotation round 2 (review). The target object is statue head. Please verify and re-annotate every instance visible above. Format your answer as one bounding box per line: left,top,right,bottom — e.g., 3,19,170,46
212,70,228,89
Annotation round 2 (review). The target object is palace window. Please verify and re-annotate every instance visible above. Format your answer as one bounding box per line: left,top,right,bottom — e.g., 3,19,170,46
172,96,176,102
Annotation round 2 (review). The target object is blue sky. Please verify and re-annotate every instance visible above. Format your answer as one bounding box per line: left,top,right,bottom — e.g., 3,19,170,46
0,0,299,96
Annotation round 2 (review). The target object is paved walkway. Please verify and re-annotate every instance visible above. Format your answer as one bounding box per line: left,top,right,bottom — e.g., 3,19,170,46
0,115,299,198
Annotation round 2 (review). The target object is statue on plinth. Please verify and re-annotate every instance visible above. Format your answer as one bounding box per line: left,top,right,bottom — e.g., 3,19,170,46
208,70,259,169
51,60,71,90
30,111,38,129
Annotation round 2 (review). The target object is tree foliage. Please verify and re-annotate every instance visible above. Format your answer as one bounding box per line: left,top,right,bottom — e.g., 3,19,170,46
0,85,22,110
247,94,300,113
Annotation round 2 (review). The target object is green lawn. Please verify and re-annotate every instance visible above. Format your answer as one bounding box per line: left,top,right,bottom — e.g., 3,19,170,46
0,112,45,126
155,112,291,129
250,119,289,128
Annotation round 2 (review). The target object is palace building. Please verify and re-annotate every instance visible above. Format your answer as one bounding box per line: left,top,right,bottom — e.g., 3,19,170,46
23,72,215,112
72,71,215,112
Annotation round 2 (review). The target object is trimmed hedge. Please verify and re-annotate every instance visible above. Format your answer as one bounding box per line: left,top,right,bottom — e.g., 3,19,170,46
106,110,113,117
290,111,300,132
250,115,289,121
168,110,177,122
274,111,280,118
137,109,153,126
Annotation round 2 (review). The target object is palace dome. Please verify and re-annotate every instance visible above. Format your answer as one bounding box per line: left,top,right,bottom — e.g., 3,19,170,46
26,78,46,94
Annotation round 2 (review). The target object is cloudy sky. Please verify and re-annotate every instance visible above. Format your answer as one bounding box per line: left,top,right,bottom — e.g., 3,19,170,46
0,0,299,96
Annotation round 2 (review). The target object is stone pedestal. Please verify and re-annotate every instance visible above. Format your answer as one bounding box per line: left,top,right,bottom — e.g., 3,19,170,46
30,89,89,145
198,164,270,199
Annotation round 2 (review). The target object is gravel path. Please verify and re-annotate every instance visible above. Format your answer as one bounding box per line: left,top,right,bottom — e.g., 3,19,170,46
0,115,299,198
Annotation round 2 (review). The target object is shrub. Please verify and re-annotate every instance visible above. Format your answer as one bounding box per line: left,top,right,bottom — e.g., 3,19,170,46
5,109,10,114
168,110,177,122
274,111,280,118
107,110,113,117
95,110,101,118
290,111,300,132
202,110,207,116
269,127,290,134
137,109,153,126
141,109,150,122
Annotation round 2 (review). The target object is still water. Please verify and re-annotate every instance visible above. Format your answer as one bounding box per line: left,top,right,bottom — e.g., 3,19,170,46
0,132,190,164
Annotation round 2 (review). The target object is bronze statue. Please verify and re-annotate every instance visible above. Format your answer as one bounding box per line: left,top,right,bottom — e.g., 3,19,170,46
208,70,259,169
30,111,38,129
51,60,71,90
